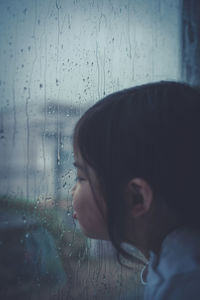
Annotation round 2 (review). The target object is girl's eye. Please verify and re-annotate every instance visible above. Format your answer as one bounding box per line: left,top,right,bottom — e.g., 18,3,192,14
76,176,85,182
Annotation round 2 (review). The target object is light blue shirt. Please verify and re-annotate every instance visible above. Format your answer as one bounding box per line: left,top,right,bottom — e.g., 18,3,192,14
144,227,200,300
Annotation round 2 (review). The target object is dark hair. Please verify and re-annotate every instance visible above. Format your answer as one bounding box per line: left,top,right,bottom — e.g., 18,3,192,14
73,81,200,265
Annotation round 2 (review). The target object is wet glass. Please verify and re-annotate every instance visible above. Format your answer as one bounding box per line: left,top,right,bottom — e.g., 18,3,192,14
0,0,181,299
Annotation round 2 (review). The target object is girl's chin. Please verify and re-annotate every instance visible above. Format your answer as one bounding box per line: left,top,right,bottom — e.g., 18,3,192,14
81,226,110,241
73,215,110,240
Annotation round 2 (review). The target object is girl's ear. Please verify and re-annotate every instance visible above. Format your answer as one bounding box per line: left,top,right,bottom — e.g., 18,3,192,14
126,178,153,217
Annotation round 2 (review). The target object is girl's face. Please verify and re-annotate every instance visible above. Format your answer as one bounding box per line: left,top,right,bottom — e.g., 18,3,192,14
72,150,109,240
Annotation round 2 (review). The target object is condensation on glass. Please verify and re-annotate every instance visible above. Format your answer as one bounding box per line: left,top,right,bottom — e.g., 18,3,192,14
0,0,181,299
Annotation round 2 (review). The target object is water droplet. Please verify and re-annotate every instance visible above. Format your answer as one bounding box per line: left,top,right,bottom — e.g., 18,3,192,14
22,216,27,223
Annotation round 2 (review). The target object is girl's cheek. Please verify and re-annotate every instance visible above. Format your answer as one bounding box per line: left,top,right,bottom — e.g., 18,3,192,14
71,183,78,198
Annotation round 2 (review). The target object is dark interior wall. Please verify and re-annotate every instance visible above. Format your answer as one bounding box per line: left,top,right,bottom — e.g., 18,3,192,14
182,0,200,85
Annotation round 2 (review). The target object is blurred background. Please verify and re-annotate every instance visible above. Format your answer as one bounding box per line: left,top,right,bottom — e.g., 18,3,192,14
0,0,199,299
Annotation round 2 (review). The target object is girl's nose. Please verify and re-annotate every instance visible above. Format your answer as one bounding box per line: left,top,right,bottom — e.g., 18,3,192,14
71,184,76,197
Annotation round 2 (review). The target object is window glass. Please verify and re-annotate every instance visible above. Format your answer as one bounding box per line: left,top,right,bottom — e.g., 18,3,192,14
0,0,181,299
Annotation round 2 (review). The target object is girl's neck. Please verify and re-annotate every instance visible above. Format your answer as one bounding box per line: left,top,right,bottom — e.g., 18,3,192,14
130,203,182,260
148,209,184,259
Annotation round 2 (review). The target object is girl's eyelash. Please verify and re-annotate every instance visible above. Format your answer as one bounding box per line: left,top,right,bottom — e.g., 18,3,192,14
76,176,85,182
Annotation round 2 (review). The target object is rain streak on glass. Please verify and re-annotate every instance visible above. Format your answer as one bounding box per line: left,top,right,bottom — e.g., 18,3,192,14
0,0,182,299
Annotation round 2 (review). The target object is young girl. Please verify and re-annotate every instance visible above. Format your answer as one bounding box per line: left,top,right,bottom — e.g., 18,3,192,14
72,81,200,299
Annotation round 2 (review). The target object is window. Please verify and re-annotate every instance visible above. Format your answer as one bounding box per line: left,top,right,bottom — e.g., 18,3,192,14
0,0,181,299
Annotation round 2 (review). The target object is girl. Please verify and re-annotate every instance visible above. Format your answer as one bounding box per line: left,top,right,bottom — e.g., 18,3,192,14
72,81,200,299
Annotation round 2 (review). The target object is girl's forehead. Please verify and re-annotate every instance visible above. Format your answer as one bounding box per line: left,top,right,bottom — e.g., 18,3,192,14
73,150,91,175
73,152,85,171
73,148,83,164
73,151,100,186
